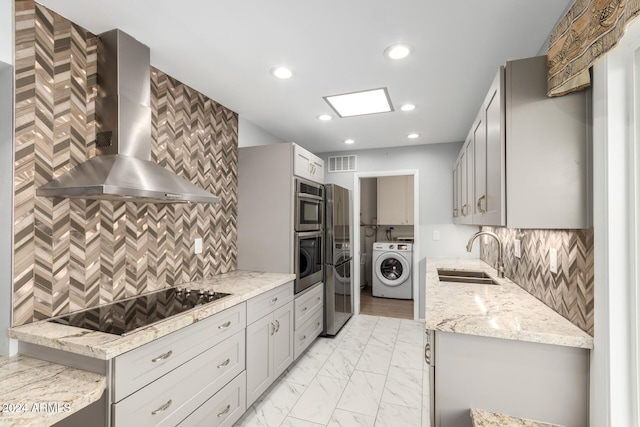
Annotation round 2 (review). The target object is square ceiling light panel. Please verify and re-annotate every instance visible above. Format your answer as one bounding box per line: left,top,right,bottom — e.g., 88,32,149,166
324,88,394,118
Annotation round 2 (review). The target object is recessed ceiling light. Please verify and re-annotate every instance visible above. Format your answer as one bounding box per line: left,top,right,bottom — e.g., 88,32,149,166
384,43,414,60
318,114,332,121
344,139,355,144
400,104,416,112
324,88,393,118
270,66,293,79
408,133,420,139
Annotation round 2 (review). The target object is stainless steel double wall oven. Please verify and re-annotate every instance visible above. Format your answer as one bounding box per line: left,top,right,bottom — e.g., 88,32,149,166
294,178,323,294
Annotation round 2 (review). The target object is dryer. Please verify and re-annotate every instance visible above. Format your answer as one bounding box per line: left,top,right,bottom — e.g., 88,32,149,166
372,242,413,299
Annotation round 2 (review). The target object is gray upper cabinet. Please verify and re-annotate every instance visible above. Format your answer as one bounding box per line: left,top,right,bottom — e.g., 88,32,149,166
505,56,590,229
452,55,590,229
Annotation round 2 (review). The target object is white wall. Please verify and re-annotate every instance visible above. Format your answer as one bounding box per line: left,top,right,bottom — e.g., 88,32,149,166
0,0,12,64
238,116,284,147
319,143,479,262
0,0,14,356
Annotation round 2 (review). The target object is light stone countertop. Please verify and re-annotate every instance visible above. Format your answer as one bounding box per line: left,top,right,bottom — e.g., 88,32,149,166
0,355,105,427
425,258,593,349
8,270,296,360
470,408,563,427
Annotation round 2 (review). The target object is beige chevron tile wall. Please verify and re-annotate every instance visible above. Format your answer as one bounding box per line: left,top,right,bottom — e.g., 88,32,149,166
13,1,238,326
480,226,594,335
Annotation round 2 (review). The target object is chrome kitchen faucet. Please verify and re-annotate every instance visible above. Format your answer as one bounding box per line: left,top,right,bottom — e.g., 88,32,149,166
466,231,505,278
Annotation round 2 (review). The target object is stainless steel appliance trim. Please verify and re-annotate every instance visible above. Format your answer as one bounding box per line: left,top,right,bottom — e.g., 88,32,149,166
294,193,324,232
294,230,324,294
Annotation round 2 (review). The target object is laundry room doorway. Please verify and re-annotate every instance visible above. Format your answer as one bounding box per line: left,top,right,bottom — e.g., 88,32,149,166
352,170,420,321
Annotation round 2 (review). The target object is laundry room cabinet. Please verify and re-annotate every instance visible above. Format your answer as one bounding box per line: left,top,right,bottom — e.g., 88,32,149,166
377,175,414,225
245,283,294,407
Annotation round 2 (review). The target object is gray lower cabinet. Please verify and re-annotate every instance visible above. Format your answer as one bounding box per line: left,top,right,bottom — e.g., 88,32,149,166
293,281,324,360
246,283,294,407
431,330,588,427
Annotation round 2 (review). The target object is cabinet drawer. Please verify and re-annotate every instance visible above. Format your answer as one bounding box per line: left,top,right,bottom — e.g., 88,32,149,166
294,306,323,359
113,303,246,402
178,371,246,427
294,282,323,328
247,283,293,324
112,329,245,427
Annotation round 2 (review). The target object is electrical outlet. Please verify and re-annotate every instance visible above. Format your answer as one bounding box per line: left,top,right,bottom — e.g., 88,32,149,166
432,230,440,241
194,237,203,255
514,239,521,258
549,248,558,274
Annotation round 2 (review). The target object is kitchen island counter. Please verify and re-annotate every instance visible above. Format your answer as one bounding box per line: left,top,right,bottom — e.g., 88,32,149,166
425,258,593,349
8,270,295,360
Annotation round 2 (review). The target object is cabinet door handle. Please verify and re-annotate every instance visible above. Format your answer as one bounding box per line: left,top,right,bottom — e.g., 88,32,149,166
269,297,278,303
217,358,231,368
316,321,321,328
300,335,306,341
217,404,231,418
151,350,173,363
270,322,276,336
461,204,468,216
316,296,321,303
218,321,232,329
151,399,172,415
302,306,308,312
453,208,458,218
425,343,431,365
477,195,486,214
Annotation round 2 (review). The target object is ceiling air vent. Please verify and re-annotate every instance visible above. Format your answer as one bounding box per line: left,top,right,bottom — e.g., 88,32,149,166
328,155,357,172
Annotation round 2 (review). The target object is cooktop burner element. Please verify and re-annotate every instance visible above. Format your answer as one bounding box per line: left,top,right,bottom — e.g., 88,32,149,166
49,287,231,336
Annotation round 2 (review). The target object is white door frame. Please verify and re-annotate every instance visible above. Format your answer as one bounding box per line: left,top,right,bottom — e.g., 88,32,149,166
352,169,420,320
591,16,640,426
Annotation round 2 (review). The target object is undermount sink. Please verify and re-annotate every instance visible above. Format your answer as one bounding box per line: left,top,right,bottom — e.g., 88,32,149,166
437,268,499,285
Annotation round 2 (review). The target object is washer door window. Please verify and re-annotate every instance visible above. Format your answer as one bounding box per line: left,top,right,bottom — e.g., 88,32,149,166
375,252,410,286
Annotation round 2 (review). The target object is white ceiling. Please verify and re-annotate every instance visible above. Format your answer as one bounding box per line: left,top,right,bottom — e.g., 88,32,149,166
36,0,572,154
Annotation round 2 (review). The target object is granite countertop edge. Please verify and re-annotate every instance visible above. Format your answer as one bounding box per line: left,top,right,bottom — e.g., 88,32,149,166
0,354,106,427
424,258,594,350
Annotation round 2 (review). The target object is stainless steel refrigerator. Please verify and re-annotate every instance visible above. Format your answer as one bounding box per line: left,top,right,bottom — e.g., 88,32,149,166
323,184,352,336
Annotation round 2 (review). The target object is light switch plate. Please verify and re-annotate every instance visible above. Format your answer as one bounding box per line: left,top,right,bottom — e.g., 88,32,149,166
432,230,440,241
549,248,558,274
194,237,203,254
514,239,521,258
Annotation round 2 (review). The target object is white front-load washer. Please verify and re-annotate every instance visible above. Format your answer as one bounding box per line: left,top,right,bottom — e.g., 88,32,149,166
372,241,413,299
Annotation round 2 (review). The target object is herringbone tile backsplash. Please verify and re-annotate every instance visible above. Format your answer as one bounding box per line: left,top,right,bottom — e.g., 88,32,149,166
480,226,594,335
13,1,238,326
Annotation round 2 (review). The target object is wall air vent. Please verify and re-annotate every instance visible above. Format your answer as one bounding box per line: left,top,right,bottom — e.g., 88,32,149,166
328,155,357,172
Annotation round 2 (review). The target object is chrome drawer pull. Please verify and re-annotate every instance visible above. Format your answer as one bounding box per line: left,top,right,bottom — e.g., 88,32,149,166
217,358,231,368
316,296,321,302
302,306,308,312
151,350,173,363
274,320,280,333
217,404,231,417
300,335,306,341
218,321,232,329
316,322,321,328
151,399,172,415
269,297,278,303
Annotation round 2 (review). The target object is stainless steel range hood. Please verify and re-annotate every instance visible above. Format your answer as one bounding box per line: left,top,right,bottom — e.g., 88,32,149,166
37,29,220,204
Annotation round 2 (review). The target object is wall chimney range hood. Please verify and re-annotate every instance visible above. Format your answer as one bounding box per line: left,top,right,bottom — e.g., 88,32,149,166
37,29,220,204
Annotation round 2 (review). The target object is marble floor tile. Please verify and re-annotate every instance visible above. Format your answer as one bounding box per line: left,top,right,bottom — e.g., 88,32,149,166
381,365,423,409
375,401,422,427
280,417,325,427
289,374,347,425
233,314,431,427
318,346,363,380
236,380,306,427
355,343,393,375
327,409,376,427
336,369,386,416
390,340,424,371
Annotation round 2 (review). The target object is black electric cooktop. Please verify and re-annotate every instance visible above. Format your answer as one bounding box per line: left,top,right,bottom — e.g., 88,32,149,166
49,287,231,336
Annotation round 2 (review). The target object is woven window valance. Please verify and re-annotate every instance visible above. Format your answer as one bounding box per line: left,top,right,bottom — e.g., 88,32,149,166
548,0,640,96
